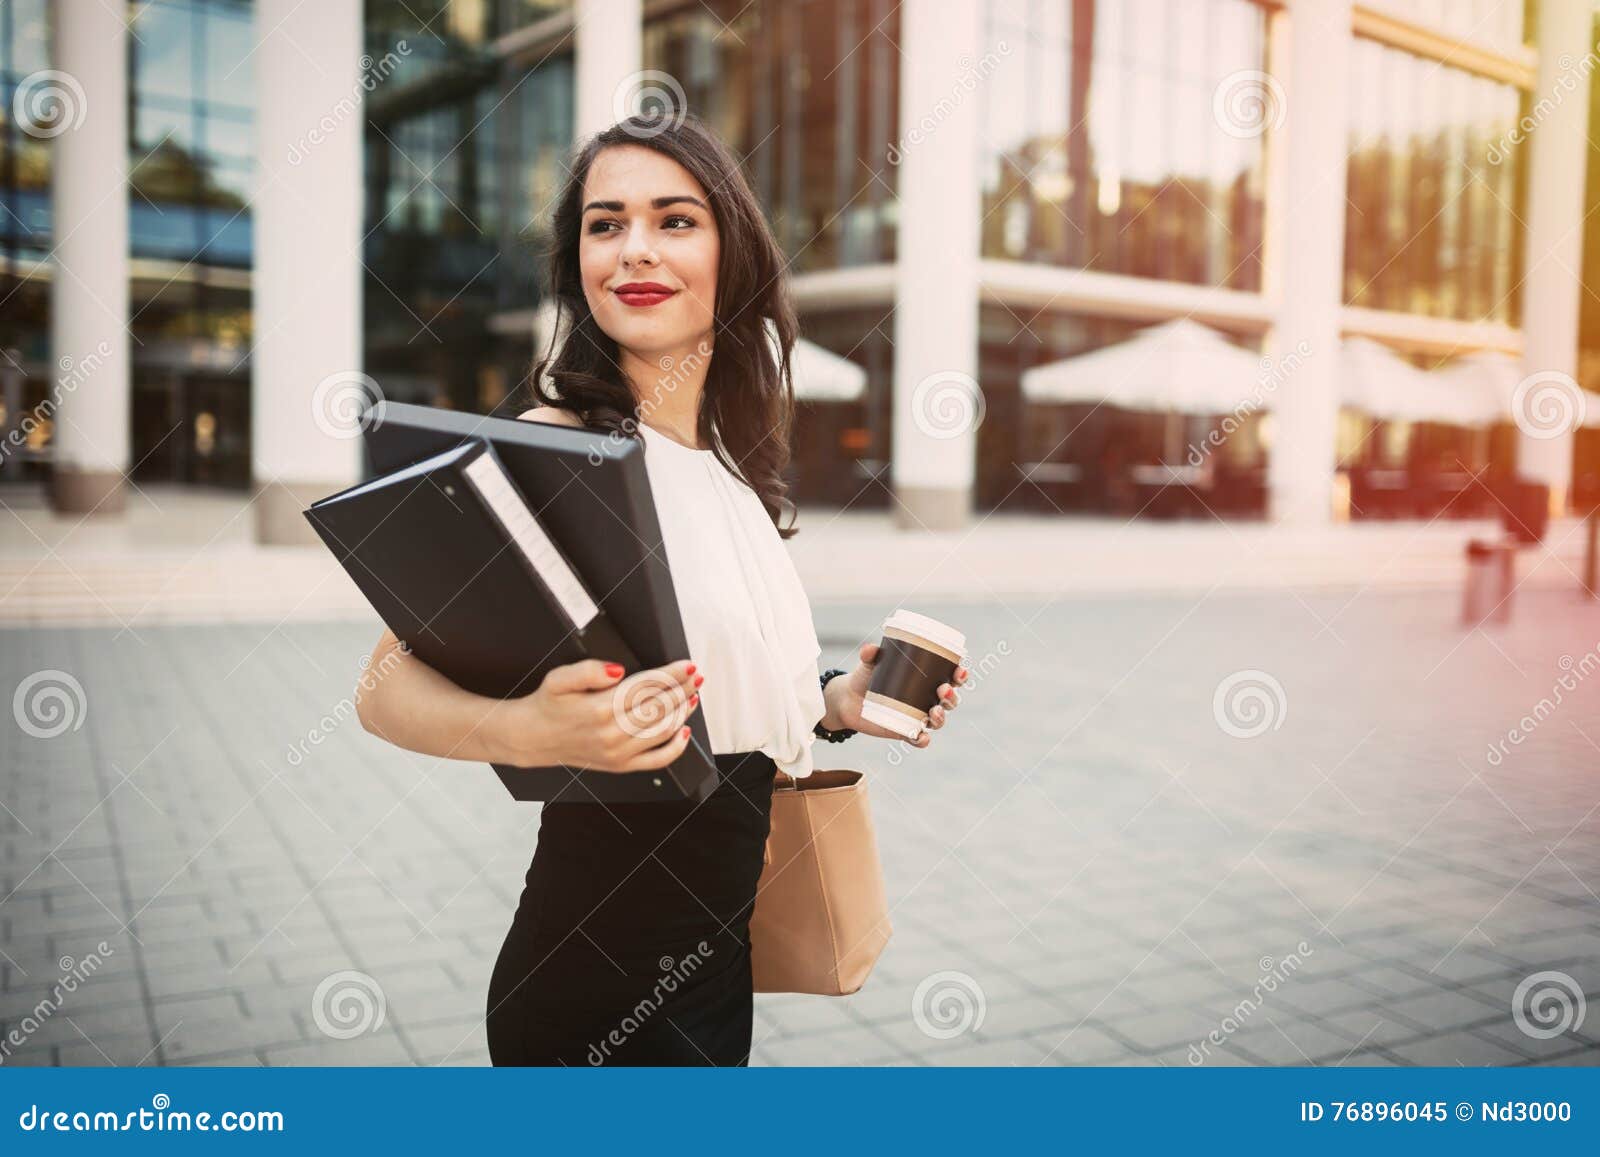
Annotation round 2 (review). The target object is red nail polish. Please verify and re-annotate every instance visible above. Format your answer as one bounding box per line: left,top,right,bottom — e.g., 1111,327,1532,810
686,663,696,676
604,663,624,678
680,726,690,739
693,674,704,688
689,693,699,707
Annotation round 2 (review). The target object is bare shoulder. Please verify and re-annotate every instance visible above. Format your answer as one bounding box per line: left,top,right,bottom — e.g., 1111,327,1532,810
516,405,585,429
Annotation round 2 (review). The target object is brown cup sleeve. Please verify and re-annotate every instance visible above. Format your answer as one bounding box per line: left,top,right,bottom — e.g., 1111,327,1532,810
868,637,958,713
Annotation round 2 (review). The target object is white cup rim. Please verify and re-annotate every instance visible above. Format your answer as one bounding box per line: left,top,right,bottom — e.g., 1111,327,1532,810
884,608,965,656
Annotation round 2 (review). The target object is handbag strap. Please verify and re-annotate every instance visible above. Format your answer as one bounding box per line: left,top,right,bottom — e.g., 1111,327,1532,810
764,769,801,864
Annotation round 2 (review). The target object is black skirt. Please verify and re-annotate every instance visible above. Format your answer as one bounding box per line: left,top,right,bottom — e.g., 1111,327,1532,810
486,750,777,1066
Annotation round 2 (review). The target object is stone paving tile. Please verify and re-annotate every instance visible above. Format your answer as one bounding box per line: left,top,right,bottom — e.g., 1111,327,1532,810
5,591,1600,1067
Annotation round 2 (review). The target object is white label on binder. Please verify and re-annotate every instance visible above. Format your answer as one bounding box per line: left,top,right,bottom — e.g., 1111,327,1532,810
462,451,599,629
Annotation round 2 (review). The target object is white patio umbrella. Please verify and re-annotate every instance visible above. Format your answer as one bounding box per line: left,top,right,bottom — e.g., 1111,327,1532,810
1020,318,1267,414
791,338,868,402
1436,350,1600,429
760,318,867,402
1338,337,1483,425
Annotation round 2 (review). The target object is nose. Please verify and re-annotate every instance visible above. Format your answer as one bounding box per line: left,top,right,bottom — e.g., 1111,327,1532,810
619,219,657,270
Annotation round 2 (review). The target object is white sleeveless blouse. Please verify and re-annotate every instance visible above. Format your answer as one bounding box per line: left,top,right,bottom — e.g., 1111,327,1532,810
636,421,825,779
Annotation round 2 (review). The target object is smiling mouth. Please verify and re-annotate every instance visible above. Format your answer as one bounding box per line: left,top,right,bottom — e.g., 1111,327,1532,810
614,287,677,307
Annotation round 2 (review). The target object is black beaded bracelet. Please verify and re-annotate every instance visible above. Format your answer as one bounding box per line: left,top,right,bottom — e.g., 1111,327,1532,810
813,667,857,742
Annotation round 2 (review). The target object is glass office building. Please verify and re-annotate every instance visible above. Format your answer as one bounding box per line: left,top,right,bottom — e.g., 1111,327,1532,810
1,0,1592,535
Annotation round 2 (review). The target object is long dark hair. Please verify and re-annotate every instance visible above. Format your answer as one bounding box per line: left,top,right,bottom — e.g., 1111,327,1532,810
523,112,801,539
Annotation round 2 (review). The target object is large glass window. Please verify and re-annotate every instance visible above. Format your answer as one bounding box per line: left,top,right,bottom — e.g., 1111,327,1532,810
129,0,255,268
365,0,574,88
978,0,1269,291
643,0,901,272
0,0,53,269
1343,39,1524,324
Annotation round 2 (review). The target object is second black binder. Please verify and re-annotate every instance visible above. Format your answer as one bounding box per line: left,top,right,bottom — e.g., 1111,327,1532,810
304,437,718,805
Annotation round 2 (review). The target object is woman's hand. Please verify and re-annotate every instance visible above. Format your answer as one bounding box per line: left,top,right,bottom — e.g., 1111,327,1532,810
491,657,703,772
819,642,968,749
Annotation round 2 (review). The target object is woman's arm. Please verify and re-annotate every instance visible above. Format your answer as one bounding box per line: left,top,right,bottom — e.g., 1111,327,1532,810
354,626,702,771
353,626,522,764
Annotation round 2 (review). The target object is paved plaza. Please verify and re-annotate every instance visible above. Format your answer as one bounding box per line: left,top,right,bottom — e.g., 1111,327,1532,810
2,586,1599,1066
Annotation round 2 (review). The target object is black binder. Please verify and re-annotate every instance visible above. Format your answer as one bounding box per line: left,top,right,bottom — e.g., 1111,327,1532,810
304,436,717,805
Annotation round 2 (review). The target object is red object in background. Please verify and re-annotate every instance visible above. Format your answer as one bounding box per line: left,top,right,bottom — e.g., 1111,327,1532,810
839,427,872,453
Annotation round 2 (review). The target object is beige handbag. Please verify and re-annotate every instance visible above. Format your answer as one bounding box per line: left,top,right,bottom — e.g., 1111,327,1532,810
750,768,892,995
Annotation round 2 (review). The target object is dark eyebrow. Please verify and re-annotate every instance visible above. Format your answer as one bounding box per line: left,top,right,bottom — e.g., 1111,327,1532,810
581,195,708,214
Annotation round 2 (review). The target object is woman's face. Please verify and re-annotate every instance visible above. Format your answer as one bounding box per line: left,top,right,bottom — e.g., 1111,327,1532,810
579,144,720,358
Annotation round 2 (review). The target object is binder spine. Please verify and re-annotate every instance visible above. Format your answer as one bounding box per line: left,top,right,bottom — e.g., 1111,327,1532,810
458,445,599,631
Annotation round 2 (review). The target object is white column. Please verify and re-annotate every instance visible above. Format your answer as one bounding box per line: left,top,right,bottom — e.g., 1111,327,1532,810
48,0,130,515
252,0,363,544
890,0,984,530
1266,0,1352,525
574,0,643,143
1517,0,1592,509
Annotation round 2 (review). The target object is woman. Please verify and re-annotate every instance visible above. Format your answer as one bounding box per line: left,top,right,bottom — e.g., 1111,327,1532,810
354,112,968,1066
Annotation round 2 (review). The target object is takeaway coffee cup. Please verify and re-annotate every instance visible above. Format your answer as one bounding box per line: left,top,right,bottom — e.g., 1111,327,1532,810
861,609,966,740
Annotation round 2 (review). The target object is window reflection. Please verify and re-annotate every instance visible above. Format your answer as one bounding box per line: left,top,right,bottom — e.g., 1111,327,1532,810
978,0,1268,290
1343,38,1523,324
643,0,901,272
128,0,255,268
0,0,53,264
